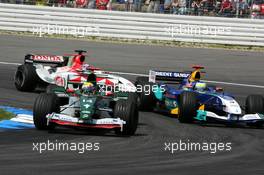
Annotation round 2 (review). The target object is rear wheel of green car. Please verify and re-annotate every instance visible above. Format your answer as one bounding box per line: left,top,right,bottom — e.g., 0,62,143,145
135,76,156,111
127,92,138,105
46,84,60,93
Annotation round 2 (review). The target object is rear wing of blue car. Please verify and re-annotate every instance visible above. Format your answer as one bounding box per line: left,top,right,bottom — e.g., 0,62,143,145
149,70,191,83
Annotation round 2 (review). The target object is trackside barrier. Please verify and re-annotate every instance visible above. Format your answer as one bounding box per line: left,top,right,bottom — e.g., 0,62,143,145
0,3,264,46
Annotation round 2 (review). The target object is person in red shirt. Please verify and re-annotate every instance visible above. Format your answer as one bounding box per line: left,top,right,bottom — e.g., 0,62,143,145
260,4,264,15
75,0,88,8
96,0,110,10
219,0,232,14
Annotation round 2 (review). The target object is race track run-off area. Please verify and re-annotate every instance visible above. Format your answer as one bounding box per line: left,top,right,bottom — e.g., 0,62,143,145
0,35,263,175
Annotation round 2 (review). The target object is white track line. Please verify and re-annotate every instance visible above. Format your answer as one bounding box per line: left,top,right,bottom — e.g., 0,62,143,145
0,61,21,66
110,71,147,77
203,80,264,88
1,61,264,89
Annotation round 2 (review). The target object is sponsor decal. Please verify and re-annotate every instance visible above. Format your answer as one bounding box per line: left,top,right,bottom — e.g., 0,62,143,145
155,71,190,78
52,114,78,123
32,55,64,62
55,76,65,87
91,118,125,125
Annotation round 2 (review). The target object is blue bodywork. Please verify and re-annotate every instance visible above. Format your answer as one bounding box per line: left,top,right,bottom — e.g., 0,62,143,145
152,79,234,115
147,68,264,126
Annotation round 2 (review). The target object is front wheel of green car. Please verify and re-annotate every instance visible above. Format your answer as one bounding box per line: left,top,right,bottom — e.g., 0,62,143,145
114,99,138,136
33,93,60,130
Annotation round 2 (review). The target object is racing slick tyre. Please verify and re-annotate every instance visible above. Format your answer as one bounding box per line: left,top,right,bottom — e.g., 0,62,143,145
127,92,139,105
33,93,60,130
14,64,38,91
135,76,156,111
114,99,138,136
46,85,69,106
46,84,60,93
245,94,264,127
136,76,148,83
178,91,198,123
245,95,264,114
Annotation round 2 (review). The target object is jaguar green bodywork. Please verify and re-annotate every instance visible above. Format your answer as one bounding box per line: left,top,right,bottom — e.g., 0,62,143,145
80,96,97,120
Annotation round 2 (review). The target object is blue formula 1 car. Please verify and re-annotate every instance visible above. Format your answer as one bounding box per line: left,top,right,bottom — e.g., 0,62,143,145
135,66,264,127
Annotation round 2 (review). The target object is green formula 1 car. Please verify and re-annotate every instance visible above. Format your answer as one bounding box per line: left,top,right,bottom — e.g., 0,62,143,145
33,72,138,136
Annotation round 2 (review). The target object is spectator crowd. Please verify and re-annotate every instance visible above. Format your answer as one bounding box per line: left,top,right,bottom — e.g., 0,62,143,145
1,0,264,18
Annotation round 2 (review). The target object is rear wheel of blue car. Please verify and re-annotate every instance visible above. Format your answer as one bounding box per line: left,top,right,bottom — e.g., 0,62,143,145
114,99,138,136
245,94,264,127
135,76,156,111
33,93,60,130
178,91,198,123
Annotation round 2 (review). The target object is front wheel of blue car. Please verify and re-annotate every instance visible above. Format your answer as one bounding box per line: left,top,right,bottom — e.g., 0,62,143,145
245,94,264,127
245,94,264,114
178,91,198,123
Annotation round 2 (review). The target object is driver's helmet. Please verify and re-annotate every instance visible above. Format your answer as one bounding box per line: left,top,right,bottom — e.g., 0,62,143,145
194,82,207,91
82,82,95,94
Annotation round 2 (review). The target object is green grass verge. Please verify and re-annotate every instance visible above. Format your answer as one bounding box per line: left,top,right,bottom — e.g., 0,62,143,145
0,109,15,121
1,30,264,52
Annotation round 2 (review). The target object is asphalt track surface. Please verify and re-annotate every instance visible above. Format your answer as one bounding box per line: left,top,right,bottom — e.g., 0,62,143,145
0,35,263,175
